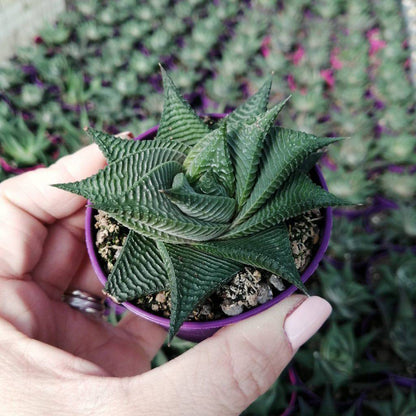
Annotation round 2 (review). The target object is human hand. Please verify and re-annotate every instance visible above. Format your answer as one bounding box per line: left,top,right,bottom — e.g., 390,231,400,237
0,144,331,415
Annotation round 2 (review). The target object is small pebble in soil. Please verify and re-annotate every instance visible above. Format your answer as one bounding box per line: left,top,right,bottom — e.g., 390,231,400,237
269,274,286,291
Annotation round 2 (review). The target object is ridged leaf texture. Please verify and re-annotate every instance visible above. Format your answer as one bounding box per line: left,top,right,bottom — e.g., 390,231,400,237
235,127,343,224
225,173,347,239
55,143,188,204
162,173,236,223
94,162,229,242
159,242,242,340
183,123,235,196
104,231,169,302
221,77,272,126
86,127,191,162
155,67,210,146
195,224,305,292
228,102,288,209
55,69,348,341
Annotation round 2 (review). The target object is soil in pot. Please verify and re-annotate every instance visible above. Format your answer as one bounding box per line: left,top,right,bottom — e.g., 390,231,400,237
93,208,323,322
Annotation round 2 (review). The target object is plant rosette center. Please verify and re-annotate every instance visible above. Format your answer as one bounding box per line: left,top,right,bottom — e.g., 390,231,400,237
56,68,348,341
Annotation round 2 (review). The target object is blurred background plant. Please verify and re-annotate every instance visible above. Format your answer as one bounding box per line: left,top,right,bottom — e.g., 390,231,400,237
0,0,415,412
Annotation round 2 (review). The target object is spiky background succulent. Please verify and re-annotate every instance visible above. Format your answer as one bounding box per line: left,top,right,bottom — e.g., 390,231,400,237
56,69,345,339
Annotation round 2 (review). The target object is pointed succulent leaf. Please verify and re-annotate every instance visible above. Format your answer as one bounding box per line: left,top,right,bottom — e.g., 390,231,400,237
156,66,210,146
86,127,191,162
194,170,228,196
235,128,344,224
300,152,324,173
157,242,242,341
54,146,187,203
195,224,305,293
107,218,192,244
225,172,347,239
222,77,273,126
95,162,229,242
104,231,170,302
228,103,286,208
183,123,234,195
162,173,236,223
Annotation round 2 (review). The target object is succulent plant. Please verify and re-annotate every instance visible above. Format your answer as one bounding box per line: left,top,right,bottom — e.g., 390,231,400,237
374,134,416,165
128,52,158,77
326,216,380,265
120,20,151,40
38,22,71,46
368,284,416,378
16,84,45,109
364,384,416,416
0,65,24,90
368,250,416,301
321,165,375,205
317,262,374,322
312,0,344,19
74,0,99,17
0,118,50,166
305,323,382,390
77,21,112,43
378,170,416,202
56,69,346,340
373,203,416,246
327,135,376,169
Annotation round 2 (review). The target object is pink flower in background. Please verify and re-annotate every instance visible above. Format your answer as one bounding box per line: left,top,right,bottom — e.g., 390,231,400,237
287,74,297,91
292,45,305,65
405,58,410,69
367,28,386,56
330,47,343,70
320,69,335,88
0,158,44,174
261,35,271,58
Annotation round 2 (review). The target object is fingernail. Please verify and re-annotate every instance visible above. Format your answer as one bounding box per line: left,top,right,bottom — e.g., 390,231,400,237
284,296,332,351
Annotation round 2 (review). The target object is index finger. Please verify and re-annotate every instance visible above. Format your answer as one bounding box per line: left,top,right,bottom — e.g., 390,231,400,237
0,144,106,225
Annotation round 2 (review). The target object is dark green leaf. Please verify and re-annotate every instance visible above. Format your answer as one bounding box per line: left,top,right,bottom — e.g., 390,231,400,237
95,161,230,242
157,242,242,341
104,231,170,302
223,77,273,126
195,224,306,292
235,128,343,224
86,127,191,162
225,173,346,239
54,145,187,203
194,170,228,196
156,66,210,146
228,104,286,209
162,173,236,223
183,123,234,195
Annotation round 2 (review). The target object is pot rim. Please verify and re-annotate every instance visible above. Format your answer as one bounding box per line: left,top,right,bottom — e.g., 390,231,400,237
85,123,333,332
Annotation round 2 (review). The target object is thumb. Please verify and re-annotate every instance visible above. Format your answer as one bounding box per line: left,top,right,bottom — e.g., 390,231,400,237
122,295,331,416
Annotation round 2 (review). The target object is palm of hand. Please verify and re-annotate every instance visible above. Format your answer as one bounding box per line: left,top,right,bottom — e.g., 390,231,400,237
0,146,165,378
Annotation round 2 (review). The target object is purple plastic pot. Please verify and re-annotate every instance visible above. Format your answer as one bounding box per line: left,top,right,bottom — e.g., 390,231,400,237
85,124,333,342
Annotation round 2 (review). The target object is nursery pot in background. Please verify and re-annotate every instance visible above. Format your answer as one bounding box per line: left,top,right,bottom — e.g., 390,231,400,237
85,122,333,342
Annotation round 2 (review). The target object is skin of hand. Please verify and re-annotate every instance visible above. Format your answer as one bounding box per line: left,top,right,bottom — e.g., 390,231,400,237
0,144,332,416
